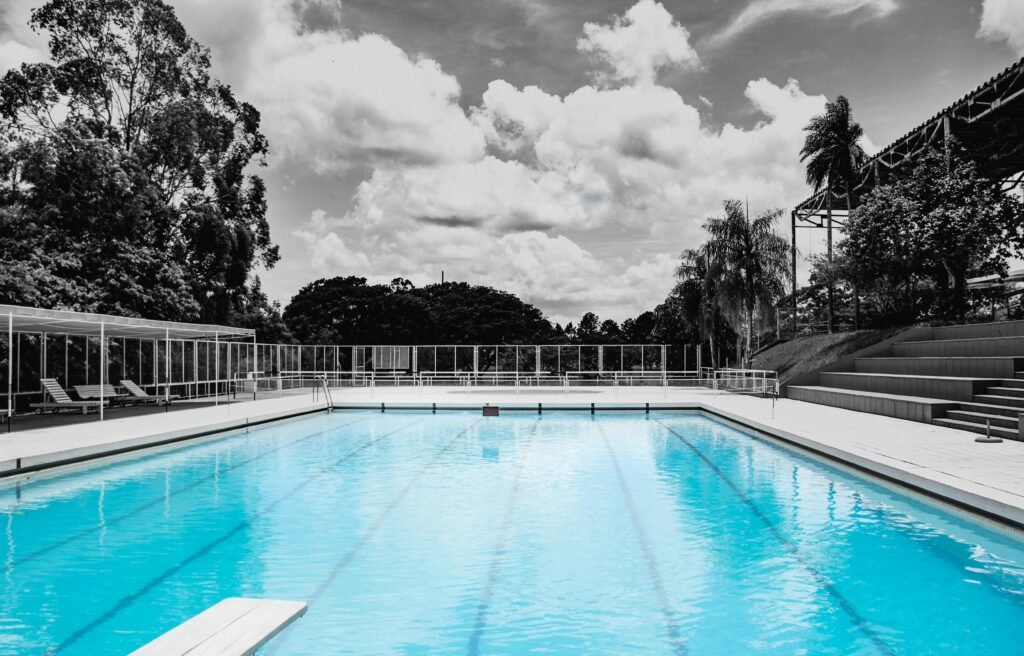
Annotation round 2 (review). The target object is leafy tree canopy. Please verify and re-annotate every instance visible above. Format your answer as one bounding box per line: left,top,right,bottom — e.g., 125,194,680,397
839,145,1024,322
284,278,559,345
0,0,280,334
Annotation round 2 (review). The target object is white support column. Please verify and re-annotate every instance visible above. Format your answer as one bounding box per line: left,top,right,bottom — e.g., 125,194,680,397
214,332,219,406
252,335,257,400
535,346,540,377
7,313,12,421
193,338,199,400
661,345,667,374
165,329,170,405
41,332,47,381
598,345,603,374
99,322,105,421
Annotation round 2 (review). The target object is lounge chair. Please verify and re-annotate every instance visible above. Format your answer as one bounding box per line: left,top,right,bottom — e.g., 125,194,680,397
30,379,106,415
74,384,132,406
121,380,179,405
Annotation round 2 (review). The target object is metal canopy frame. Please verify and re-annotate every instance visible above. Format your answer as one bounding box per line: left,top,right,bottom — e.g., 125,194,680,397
2,304,255,422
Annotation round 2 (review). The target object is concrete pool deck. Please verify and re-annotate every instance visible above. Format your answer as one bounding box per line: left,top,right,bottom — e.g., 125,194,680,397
2,385,1024,529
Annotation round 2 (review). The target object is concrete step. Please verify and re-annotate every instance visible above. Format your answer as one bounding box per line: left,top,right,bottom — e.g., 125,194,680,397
928,319,1024,341
787,385,956,423
956,401,1024,418
854,356,1022,378
819,372,997,402
984,386,1024,398
973,394,1024,408
995,379,1024,389
944,410,1018,430
893,336,1024,358
933,418,1019,440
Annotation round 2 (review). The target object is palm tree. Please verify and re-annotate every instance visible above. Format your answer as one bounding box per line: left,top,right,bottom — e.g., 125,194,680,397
704,200,792,364
800,95,866,332
675,243,726,369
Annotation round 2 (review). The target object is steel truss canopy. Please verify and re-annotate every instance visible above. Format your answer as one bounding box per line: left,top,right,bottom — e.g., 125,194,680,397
795,55,1024,224
0,304,254,340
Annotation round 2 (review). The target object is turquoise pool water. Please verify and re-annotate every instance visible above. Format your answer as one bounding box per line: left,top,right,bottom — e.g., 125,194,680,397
1,411,1023,654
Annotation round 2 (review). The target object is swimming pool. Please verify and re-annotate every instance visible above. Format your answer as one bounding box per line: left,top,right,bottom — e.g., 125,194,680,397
1,410,1022,654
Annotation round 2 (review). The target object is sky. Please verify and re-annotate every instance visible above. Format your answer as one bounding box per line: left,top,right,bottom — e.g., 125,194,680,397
1,0,1023,325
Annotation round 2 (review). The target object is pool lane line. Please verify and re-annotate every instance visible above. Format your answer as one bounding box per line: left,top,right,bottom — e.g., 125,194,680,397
466,419,542,656
5,415,375,570
46,416,428,655
598,422,689,656
655,419,895,656
265,417,485,655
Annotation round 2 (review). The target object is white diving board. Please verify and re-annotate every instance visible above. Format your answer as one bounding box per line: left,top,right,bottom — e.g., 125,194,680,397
128,597,308,656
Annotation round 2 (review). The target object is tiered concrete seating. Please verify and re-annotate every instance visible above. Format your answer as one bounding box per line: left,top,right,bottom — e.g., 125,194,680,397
785,320,1024,440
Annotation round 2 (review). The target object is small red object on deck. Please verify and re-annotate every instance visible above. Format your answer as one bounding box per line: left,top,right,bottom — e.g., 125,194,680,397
483,406,499,417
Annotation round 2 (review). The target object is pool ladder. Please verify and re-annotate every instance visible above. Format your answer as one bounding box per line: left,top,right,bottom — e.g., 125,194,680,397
316,376,335,413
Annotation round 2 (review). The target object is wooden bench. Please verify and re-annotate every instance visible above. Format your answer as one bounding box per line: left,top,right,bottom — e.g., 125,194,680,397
128,597,307,656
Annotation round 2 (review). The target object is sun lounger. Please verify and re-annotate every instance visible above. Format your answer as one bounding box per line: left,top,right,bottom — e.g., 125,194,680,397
30,379,105,415
74,384,132,406
121,380,179,405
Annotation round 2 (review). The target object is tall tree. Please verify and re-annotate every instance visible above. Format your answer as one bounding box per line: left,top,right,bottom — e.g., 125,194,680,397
675,242,725,368
704,200,791,364
842,146,1024,323
800,95,866,332
0,0,277,328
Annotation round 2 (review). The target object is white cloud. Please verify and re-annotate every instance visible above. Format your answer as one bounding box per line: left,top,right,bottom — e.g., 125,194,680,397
577,0,700,84
711,0,898,45
0,0,49,72
283,0,839,322
172,0,484,173
978,0,1024,55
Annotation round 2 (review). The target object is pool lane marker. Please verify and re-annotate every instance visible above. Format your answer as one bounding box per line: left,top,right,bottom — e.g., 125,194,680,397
6,415,375,570
466,419,542,656
598,422,689,656
47,416,428,655
655,419,895,656
266,417,485,655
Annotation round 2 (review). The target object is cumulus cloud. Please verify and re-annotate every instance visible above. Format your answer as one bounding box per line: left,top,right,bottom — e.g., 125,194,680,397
173,0,484,174
978,0,1024,54
281,0,838,321
577,0,700,84
711,0,898,45
0,0,48,72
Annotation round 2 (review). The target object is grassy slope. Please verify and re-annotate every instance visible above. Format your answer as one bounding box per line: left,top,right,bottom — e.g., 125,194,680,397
751,328,905,383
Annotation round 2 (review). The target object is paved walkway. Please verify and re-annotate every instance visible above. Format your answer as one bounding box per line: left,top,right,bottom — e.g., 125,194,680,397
2,385,1023,528
0,394,326,475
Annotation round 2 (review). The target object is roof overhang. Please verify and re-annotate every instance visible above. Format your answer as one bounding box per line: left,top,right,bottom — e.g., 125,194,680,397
0,304,254,340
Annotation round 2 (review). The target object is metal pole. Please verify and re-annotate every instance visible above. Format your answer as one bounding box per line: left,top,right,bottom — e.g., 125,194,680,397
99,322,105,421
214,332,219,406
791,210,798,337
165,328,170,405
252,335,257,401
194,338,198,400
7,313,12,424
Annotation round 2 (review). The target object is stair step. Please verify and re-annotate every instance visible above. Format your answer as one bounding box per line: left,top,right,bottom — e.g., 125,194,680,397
945,410,1018,429
984,386,1024,398
957,401,1024,418
996,379,1024,389
973,394,1024,408
933,418,1018,440
787,386,955,423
